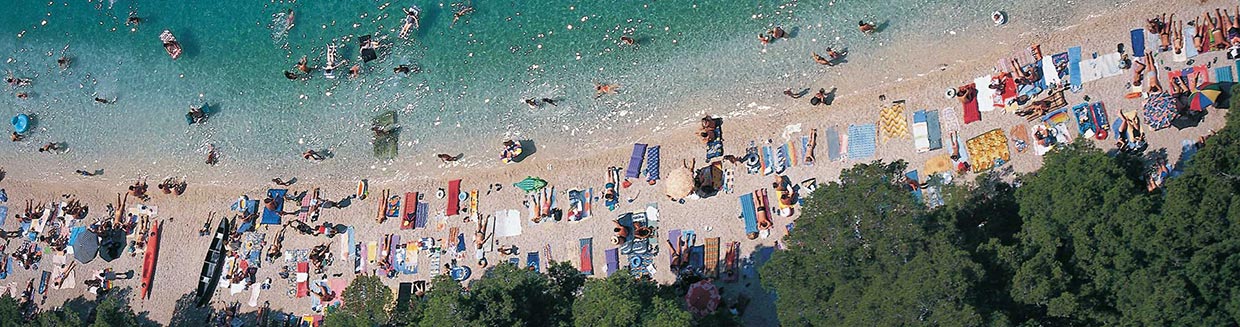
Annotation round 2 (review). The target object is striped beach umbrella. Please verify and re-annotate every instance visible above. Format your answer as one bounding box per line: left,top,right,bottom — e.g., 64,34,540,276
1188,83,1224,112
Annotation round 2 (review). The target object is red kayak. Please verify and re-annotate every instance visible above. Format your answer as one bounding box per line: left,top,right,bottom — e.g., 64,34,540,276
140,221,162,300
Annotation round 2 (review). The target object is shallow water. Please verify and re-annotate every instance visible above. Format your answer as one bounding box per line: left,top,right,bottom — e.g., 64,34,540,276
0,0,1126,179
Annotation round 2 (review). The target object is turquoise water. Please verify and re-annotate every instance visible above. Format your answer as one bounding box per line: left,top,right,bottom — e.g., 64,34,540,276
1,0,1125,177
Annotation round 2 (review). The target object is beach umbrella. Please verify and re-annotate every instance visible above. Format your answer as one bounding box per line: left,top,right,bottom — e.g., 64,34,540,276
685,279,721,317
70,230,99,264
513,176,547,193
1142,93,1178,131
1188,83,1224,112
98,229,126,262
664,166,694,200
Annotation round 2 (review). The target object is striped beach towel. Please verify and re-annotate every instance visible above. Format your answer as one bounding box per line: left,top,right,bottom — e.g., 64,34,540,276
645,145,660,183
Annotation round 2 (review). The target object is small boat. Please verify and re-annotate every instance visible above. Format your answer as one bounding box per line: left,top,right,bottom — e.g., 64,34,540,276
359,34,378,63
324,45,339,79
11,114,30,134
399,6,421,39
139,221,162,300
160,30,183,60
195,218,231,307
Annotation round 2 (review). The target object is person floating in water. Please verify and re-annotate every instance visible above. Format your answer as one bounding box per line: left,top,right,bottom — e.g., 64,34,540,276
524,98,539,109
94,96,114,104
595,83,619,98
5,75,31,87
303,150,325,161
10,132,23,142
620,36,638,47
811,52,835,66
206,144,220,165
859,21,877,34
126,12,141,26
188,105,208,124
57,57,70,70
451,5,475,27
437,153,462,163
393,64,418,75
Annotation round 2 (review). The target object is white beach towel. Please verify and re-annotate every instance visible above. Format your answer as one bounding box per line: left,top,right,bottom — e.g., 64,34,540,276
1099,53,1123,78
912,112,930,153
1032,125,1054,156
974,76,997,112
495,210,522,237
1041,56,1062,86
941,107,962,133
1080,58,1105,84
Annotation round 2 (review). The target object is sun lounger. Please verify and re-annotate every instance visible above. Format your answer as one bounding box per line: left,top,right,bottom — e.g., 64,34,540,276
579,238,594,275
912,110,930,152
739,193,758,234
261,189,288,225
604,248,619,276
447,179,461,216
526,251,541,272
704,237,720,278
846,124,877,160
645,145,661,183
626,143,647,179
1216,66,1235,83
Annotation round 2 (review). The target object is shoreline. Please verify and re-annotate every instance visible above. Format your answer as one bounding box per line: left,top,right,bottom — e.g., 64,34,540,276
1,0,1231,325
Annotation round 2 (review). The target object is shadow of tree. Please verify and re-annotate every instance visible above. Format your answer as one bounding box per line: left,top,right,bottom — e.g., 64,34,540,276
733,244,779,327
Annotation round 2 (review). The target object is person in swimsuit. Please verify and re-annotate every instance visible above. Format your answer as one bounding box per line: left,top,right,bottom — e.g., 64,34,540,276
126,12,141,26
11,132,23,142
1158,14,1175,51
1229,7,1240,45
38,142,63,153
955,85,977,106
858,21,876,34
1143,52,1163,94
57,57,70,70
594,83,618,98
296,56,311,73
620,36,637,46
303,149,324,161
1173,19,1185,54
1212,9,1231,50
1146,15,1165,35
436,153,461,163
451,5,474,27
1131,50,1147,88
1194,17,1207,53
811,52,834,66
540,98,557,106
757,33,771,45
769,26,786,39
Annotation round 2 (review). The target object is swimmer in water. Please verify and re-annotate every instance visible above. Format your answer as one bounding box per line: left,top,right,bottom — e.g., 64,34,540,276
452,5,474,27
811,52,834,66
206,144,220,165
620,36,637,46
858,21,876,34
541,98,557,106
94,96,114,104
126,12,142,26
394,64,415,75
284,71,299,80
57,57,70,70
5,75,31,87
349,65,361,79
296,56,310,73
10,132,22,142
769,26,786,39
38,142,63,153
524,98,539,109
594,83,619,98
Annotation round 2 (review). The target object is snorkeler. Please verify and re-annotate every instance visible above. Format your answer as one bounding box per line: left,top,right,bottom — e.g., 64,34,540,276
451,5,475,27
524,98,539,109
541,98,557,106
394,64,414,75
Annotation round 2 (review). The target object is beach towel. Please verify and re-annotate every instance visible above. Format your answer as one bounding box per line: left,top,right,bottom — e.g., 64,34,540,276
912,110,930,152
879,102,910,142
1068,46,1083,88
689,246,705,271
1072,103,1098,139
526,251,541,272
906,170,923,203
644,145,661,183
960,84,981,124
739,193,758,234
385,195,401,218
965,129,1011,172
1130,29,1146,58
626,143,647,179
787,140,799,167
1187,65,1211,85
846,124,877,160
705,120,724,161
579,238,594,275
1185,25,1199,59
604,248,619,276
1216,66,1235,83
826,127,841,161
495,209,522,237
668,229,682,265
760,145,774,175
799,135,812,166
1041,55,1063,86
400,192,417,230
1089,102,1111,140
1099,53,1124,78
1080,57,1105,84
261,189,288,225
776,144,789,173
414,202,429,228
925,110,944,150
704,237,720,278
0,206,6,226
296,262,309,298
447,180,461,216
974,77,996,113
1143,92,1178,130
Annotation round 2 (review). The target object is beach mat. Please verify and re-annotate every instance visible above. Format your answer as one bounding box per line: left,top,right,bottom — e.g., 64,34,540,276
604,248,619,276
1041,55,1062,86
1130,29,1145,58
645,145,661,183
1068,46,1083,88
925,110,943,150
526,251,540,272
825,127,841,161
880,102,910,142
579,238,594,275
401,192,418,230
447,180,461,216
846,124,877,160
0,206,6,226
1184,25,1199,59
261,189,288,225
495,209,522,237
704,237,720,278
965,129,1011,172
1216,66,1235,83
960,84,981,124
912,110,930,152
689,246,705,270
626,143,648,179
414,202,429,228
973,77,996,113
668,229,682,265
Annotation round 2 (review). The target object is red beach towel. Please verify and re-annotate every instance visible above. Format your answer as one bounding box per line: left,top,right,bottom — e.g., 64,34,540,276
962,83,981,124
447,180,461,216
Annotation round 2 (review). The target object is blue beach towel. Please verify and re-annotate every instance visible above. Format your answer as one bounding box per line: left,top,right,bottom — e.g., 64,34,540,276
645,145,661,183
1184,25,1199,58
847,124,877,160
0,206,6,227
739,193,758,234
926,110,943,150
826,127,841,161
625,144,647,179
761,145,774,175
1130,29,1145,58
415,202,429,228
261,189,288,225
953,132,971,164
1072,103,1096,136
1068,47,1083,88
705,122,724,161
526,251,541,272
508,257,520,266
604,248,619,276
906,170,923,204
800,136,812,166
1215,66,1234,83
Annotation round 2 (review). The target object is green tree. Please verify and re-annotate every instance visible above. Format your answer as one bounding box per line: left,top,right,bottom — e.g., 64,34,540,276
418,275,468,327
0,294,21,327
34,308,83,327
325,274,393,326
761,161,985,326
644,297,693,327
91,295,137,327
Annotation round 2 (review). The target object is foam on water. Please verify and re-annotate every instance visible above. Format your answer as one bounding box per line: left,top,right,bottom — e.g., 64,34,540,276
0,0,1129,178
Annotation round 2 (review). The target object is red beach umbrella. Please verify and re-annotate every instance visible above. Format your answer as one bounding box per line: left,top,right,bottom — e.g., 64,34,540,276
685,279,721,317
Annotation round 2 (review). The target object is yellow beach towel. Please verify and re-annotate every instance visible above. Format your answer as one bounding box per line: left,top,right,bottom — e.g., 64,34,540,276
965,129,1011,171
880,102,910,143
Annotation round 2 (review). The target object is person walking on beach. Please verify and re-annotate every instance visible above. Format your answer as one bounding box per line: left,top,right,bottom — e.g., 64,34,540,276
303,149,325,161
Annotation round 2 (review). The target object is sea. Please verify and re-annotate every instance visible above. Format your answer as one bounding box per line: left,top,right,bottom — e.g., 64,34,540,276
0,0,1127,182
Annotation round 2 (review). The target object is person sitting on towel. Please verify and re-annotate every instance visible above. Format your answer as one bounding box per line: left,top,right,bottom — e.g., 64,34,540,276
955,86,976,105
612,220,630,245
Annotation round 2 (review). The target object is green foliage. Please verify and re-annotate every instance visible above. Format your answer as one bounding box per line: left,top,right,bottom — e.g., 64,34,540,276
462,263,565,326
417,275,468,327
572,270,684,327
91,295,137,327
0,295,22,327
326,274,394,326
34,309,83,327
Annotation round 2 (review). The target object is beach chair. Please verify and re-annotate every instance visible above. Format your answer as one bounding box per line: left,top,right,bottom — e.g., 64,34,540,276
704,238,720,278
625,144,647,179
579,238,594,275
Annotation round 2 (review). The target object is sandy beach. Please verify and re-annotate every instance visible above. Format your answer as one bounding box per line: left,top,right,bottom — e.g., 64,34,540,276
0,0,1231,325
